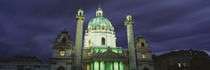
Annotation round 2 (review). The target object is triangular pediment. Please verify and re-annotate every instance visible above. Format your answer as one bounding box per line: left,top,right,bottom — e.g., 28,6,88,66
92,48,126,58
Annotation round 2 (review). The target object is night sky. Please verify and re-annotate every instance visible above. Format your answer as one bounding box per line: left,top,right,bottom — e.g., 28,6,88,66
0,0,210,63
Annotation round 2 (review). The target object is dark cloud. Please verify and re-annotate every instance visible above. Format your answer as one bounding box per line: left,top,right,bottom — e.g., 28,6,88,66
0,0,210,63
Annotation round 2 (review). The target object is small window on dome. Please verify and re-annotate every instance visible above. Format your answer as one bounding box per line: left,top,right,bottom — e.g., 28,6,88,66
89,27,92,32
111,27,114,31
101,25,105,30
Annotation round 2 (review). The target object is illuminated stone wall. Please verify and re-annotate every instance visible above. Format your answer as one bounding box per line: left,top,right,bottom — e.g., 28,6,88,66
84,30,116,48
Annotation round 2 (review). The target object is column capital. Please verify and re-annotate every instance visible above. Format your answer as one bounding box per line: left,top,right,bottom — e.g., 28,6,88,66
124,20,134,25
76,15,85,21
124,13,134,25
76,8,85,21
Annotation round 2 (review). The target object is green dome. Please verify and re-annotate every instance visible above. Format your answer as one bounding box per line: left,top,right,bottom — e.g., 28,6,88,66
87,17,114,31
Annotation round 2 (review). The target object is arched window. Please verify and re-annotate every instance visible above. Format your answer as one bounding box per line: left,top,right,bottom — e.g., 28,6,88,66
101,25,105,30
79,12,82,15
99,13,102,16
88,40,91,47
143,67,149,70
57,66,65,70
129,17,132,20
141,42,145,47
102,37,105,45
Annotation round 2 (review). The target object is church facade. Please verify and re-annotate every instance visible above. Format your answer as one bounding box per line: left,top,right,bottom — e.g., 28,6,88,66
49,7,155,70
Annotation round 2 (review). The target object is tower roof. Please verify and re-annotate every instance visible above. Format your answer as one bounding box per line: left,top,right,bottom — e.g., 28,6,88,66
53,28,73,49
135,33,145,40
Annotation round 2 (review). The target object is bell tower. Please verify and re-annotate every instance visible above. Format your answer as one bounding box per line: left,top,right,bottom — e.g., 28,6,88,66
135,34,155,70
50,28,74,70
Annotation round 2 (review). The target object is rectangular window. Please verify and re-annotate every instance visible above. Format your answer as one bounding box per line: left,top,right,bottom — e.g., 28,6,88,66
178,63,182,67
59,50,65,56
88,52,91,56
142,53,147,59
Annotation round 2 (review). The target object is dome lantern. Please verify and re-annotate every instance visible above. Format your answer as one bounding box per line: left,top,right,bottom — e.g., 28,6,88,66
126,13,132,20
77,8,84,15
96,8,103,17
